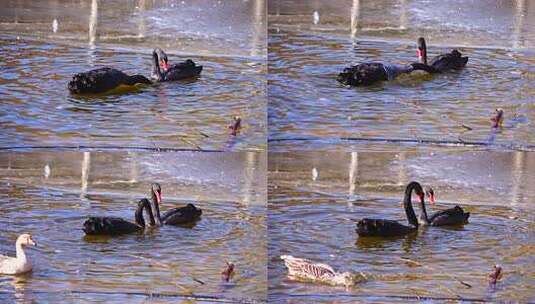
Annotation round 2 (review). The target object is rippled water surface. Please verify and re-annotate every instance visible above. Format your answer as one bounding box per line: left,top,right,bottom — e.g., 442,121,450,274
0,0,266,151
0,152,267,303
268,0,535,151
269,152,535,302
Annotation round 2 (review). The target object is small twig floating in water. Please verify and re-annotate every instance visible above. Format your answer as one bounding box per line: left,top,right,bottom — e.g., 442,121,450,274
125,254,193,292
461,124,473,131
192,277,205,285
126,253,170,269
488,264,503,286
221,261,235,282
229,116,242,136
177,136,203,151
400,257,472,289
491,108,504,128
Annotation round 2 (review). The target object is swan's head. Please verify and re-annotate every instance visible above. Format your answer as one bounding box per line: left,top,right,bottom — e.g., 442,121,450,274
151,183,162,204
425,187,435,204
153,48,169,71
417,37,427,64
17,234,36,247
409,181,425,204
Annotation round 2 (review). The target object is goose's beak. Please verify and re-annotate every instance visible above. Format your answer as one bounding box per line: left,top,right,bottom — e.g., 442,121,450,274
29,239,37,247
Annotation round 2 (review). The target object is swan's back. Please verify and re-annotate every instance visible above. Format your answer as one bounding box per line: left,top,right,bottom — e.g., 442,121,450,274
164,62,203,81
68,67,128,94
356,218,414,237
429,205,470,226
337,63,388,86
161,203,202,225
83,216,141,235
429,50,468,72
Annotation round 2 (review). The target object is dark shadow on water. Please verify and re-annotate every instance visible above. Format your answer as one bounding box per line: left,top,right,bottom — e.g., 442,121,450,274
68,83,151,100
165,218,202,229
355,230,418,251
82,234,115,243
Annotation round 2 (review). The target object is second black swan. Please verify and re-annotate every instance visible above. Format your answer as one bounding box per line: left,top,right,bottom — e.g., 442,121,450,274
82,198,155,235
148,183,203,226
68,67,151,94
151,48,203,82
418,187,470,226
416,37,468,73
356,181,424,237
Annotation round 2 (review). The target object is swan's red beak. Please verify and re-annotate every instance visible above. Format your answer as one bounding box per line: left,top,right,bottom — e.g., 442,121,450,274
156,190,162,204
160,60,169,71
417,49,424,63
428,193,435,204
418,193,425,203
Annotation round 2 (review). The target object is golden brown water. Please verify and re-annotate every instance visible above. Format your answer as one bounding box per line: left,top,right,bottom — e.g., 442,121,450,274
269,152,535,302
0,0,267,151
0,151,267,303
268,0,535,152
1,1,535,302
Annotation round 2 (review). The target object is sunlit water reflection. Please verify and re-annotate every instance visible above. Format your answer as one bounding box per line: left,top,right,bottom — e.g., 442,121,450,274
268,0,535,152
0,0,266,151
0,151,267,302
269,152,535,302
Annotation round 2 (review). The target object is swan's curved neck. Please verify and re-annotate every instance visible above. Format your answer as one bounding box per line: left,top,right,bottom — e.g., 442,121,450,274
403,182,421,227
410,63,437,74
134,202,146,227
135,200,157,227
152,52,163,81
418,39,428,65
418,198,431,225
125,75,151,86
150,190,162,226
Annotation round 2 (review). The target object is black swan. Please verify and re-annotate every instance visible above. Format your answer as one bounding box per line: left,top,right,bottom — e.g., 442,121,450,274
337,62,435,86
418,187,470,226
151,48,203,82
82,199,155,235
356,181,424,237
148,183,203,226
68,67,151,94
417,37,468,73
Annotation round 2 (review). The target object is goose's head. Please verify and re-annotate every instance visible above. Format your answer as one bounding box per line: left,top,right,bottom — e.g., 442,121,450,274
17,234,36,247
335,272,356,287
